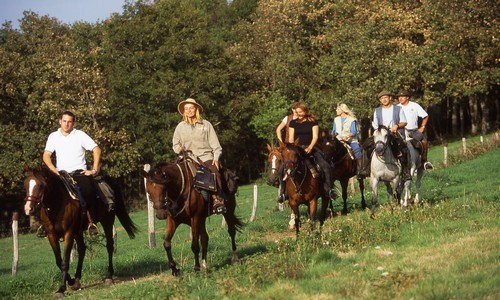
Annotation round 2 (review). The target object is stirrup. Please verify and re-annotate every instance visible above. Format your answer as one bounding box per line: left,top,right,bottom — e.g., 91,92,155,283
37,225,47,238
88,223,99,236
424,162,434,170
212,197,226,214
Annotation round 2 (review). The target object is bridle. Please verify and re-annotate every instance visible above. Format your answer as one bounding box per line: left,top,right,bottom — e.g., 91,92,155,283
24,175,44,205
147,163,187,217
268,149,282,175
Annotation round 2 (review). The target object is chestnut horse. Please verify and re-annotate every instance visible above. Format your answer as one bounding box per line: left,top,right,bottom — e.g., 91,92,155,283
279,141,329,235
23,166,138,296
266,144,297,230
321,135,367,214
142,160,244,277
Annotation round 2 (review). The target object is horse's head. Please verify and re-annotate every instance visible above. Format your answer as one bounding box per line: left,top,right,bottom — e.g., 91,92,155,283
319,133,344,161
373,125,391,156
281,141,303,181
23,166,47,216
266,144,283,186
142,163,170,220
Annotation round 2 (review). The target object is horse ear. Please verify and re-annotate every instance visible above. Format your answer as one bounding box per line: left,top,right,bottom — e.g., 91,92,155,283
278,140,285,148
294,138,300,146
266,143,272,152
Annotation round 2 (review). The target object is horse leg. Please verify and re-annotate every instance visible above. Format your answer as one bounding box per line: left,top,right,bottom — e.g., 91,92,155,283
70,233,85,291
358,178,367,209
319,193,330,226
370,177,379,218
198,218,209,271
164,217,182,277
56,232,75,295
223,200,241,264
341,179,348,215
415,168,424,204
102,217,115,284
290,204,300,236
308,199,317,232
384,181,395,210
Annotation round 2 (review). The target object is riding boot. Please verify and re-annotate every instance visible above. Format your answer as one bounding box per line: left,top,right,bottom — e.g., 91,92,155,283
359,152,371,177
36,225,47,238
305,158,319,178
86,209,99,237
278,183,286,203
95,177,115,212
400,155,412,182
212,194,226,214
421,139,434,170
356,159,364,179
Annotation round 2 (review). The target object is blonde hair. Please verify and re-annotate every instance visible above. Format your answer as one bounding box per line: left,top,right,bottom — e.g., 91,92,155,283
337,103,357,119
182,106,202,125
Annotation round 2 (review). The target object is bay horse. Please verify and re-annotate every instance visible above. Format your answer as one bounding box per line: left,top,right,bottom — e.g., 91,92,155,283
266,144,296,229
142,160,244,277
321,135,366,215
369,126,402,218
279,141,329,235
23,166,138,296
401,139,425,206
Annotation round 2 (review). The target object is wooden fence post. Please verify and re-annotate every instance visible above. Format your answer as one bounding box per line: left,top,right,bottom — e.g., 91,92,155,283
462,137,467,155
12,212,19,276
143,164,156,249
349,177,355,194
250,184,258,222
443,141,448,168
113,225,117,253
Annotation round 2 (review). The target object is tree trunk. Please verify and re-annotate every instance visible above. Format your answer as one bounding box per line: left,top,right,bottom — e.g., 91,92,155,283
469,95,479,135
479,96,488,134
451,97,459,136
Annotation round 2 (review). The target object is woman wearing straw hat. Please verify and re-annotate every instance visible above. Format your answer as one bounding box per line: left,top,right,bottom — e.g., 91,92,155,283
172,98,225,214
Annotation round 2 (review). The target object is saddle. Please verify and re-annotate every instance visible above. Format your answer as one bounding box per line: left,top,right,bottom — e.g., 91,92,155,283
409,139,423,153
59,171,79,201
178,156,217,192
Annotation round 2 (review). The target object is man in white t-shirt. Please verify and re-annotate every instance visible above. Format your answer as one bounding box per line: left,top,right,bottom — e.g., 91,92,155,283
42,111,109,236
396,90,433,170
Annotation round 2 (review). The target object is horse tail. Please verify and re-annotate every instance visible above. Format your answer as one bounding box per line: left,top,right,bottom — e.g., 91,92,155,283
113,184,139,239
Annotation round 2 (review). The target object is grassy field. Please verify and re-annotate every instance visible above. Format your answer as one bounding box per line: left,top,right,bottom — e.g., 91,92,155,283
1,135,499,299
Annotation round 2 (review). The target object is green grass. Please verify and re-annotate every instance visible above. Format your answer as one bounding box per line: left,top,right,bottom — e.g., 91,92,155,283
1,136,499,299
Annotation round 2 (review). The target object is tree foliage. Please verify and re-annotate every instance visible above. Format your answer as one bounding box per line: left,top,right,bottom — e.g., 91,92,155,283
0,0,497,201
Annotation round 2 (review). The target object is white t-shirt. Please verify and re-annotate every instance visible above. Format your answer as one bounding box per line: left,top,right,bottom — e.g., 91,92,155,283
372,105,407,129
44,128,98,172
398,101,428,130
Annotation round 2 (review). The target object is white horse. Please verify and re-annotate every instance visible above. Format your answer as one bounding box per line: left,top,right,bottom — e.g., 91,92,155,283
401,140,424,206
370,126,402,218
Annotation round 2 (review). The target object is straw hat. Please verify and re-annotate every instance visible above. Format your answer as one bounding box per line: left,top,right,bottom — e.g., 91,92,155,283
177,98,204,115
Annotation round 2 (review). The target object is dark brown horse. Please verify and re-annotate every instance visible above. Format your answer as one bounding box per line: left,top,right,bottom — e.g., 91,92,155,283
279,141,329,235
142,160,244,277
23,166,138,296
321,135,366,214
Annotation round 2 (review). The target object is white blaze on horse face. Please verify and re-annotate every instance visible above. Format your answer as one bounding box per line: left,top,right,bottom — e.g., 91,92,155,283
24,179,37,215
271,155,277,174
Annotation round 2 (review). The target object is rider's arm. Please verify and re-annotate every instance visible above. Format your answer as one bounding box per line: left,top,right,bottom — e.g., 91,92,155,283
90,146,101,174
276,120,287,143
288,127,295,144
306,125,319,153
42,151,58,175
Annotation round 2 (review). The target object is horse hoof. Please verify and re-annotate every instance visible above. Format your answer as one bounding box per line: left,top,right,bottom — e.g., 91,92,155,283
70,278,81,291
231,252,239,264
104,278,114,285
54,292,64,299
173,269,183,277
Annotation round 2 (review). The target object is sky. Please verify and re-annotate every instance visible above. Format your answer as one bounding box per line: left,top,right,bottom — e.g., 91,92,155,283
0,0,131,29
